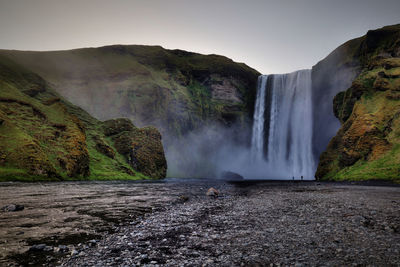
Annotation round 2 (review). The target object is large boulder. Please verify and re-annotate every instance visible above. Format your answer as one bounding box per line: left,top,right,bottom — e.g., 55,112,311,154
103,119,167,179
220,171,244,180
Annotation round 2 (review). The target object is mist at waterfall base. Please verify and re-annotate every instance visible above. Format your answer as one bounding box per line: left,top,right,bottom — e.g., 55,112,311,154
166,69,316,180
165,123,253,179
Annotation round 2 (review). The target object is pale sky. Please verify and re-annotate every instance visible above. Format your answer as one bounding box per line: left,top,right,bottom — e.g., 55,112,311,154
0,0,399,74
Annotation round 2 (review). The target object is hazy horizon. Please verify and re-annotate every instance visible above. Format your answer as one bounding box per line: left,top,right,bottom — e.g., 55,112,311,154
0,0,399,74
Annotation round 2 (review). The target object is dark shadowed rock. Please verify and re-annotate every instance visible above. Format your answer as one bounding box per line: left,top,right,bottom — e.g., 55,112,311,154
29,244,47,252
22,84,46,97
93,135,115,159
2,204,24,212
178,195,189,202
220,171,244,180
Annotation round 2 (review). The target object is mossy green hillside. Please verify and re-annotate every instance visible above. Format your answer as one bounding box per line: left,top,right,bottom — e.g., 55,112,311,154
316,56,400,182
0,46,260,141
0,56,166,181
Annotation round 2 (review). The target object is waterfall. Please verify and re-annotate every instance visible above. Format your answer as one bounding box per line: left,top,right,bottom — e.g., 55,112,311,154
250,76,267,161
250,70,314,179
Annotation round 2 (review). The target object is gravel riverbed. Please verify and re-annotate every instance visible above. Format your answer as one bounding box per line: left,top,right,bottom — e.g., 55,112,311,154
1,180,399,266
62,181,399,266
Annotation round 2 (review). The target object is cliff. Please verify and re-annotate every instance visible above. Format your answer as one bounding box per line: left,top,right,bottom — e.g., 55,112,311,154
0,45,259,177
0,55,167,181
311,36,363,161
315,24,400,181
0,46,260,140
2,25,398,181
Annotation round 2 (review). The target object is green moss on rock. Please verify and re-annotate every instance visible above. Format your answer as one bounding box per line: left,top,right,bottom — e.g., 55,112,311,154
104,119,167,179
0,55,167,181
316,53,400,182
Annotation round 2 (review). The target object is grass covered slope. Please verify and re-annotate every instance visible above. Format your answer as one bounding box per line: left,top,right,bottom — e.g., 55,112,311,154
316,24,400,182
0,46,260,140
0,56,166,181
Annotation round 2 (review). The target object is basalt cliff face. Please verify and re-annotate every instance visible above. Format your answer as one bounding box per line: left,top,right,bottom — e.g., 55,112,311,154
0,56,166,181
316,24,400,181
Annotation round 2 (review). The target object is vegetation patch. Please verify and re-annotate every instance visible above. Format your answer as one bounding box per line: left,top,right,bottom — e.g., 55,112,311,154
316,27,400,182
0,54,166,181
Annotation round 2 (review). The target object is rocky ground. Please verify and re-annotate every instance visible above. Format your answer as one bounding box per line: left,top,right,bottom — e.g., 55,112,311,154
0,180,198,266
1,180,399,266
61,181,399,266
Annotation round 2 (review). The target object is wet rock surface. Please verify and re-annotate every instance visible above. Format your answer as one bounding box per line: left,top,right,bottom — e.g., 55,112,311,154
1,180,399,266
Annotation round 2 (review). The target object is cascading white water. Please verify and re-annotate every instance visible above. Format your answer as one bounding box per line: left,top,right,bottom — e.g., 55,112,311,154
250,70,315,179
250,76,267,161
